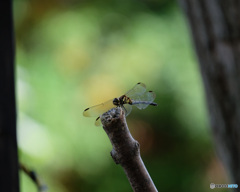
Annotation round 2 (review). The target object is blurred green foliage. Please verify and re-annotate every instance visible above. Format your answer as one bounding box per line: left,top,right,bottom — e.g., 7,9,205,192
14,0,227,191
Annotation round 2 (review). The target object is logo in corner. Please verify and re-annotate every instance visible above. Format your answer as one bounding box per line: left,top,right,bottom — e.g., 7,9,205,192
210,183,215,189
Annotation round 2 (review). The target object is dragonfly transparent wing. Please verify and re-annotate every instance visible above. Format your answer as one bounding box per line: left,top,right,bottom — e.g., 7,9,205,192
125,82,146,98
122,104,132,117
125,82,156,110
83,99,115,117
95,104,132,126
131,91,156,110
95,117,102,126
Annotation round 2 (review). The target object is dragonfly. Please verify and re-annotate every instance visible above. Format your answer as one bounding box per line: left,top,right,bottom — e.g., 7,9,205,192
83,82,157,126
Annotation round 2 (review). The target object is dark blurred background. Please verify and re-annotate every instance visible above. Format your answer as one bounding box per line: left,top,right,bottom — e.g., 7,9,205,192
14,0,227,191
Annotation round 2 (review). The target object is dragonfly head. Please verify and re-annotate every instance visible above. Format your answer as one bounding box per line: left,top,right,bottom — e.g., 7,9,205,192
113,98,120,106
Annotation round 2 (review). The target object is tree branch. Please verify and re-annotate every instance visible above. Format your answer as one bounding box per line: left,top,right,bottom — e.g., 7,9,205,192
19,163,47,192
179,0,240,184
101,107,158,192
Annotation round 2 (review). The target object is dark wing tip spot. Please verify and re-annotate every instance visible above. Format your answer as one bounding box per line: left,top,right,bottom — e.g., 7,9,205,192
149,91,153,92
84,108,89,111
137,82,141,84
96,117,100,121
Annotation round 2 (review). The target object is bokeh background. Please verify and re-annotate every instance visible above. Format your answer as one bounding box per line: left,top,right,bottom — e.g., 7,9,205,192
14,0,228,191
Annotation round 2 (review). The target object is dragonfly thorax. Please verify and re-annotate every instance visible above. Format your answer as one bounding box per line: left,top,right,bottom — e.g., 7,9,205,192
113,95,132,106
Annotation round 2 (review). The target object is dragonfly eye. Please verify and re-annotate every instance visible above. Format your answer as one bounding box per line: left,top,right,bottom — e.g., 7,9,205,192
113,98,119,106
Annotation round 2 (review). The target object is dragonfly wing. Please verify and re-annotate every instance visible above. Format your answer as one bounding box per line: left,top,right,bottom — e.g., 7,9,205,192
83,99,115,117
125,82,146,98
94,104,131,126
95,117,102,126
132,91,156,110
122,104,132,117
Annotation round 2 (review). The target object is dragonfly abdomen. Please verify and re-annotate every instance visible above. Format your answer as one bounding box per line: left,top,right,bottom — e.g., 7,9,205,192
132,101,157,106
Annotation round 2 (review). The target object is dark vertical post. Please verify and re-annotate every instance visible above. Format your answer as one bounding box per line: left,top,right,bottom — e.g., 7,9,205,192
0,0,19,192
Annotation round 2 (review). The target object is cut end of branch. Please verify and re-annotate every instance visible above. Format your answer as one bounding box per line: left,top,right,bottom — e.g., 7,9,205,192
100,107,125,128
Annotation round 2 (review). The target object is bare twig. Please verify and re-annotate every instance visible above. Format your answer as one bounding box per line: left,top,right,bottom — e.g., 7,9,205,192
101,107,158,192
19,163,47,192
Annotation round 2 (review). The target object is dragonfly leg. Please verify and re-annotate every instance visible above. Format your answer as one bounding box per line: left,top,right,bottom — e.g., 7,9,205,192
121,105,128,115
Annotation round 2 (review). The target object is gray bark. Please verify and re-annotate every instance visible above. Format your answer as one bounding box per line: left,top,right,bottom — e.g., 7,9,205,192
101,107,158,192
179,0,240,184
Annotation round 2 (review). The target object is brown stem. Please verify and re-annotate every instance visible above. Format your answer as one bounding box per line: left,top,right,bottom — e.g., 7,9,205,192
101,107,158,192
19,163,47,192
